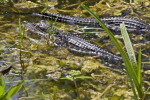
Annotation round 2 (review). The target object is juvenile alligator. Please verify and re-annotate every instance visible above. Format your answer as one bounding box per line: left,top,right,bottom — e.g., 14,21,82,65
23,13,150,70
24,20,123,69
31,13,150,33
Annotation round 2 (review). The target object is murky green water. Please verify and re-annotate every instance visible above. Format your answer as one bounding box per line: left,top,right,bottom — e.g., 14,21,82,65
0,0,150,99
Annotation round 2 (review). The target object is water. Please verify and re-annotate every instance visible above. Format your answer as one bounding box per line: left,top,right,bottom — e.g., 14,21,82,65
0,0,150,99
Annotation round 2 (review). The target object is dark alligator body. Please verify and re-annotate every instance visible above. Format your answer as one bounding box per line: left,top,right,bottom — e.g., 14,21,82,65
24,20,123,69
31,13,150,33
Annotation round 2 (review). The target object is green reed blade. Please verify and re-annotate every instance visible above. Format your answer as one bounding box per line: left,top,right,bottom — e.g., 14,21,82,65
120,22,143,97
0,85,4,99
138,49,141,85
120,22,137,70
42,92,45,100
53,86,56,100
0,76,6,90
19,18,24,44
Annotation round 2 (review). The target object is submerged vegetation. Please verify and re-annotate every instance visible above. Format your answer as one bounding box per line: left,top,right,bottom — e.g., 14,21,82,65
0,0,150,99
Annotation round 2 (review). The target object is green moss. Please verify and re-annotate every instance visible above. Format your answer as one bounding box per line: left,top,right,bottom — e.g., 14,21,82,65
14,1,40,9
81,60,101,73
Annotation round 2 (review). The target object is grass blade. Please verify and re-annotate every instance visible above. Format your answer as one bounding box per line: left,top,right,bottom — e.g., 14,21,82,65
19,18,23,43
120,22,137,70
53,86,56,100
138,50,141,85
0,76,6,90
42,92,45,100
60,76,92,79
0,85,4,99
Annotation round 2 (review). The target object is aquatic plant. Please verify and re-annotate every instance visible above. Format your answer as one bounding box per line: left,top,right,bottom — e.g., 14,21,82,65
0,76,23,100
60,70,92,100
82,4,145,100
0,0,7,4
0,46,4,54
18,18,25,72
41,86,55,100
42,92,46,100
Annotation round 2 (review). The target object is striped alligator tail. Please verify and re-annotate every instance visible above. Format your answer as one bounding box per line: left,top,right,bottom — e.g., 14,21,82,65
31,13,150,33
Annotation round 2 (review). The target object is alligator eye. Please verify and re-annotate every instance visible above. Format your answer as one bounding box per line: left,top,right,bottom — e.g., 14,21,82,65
54,39,62,46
